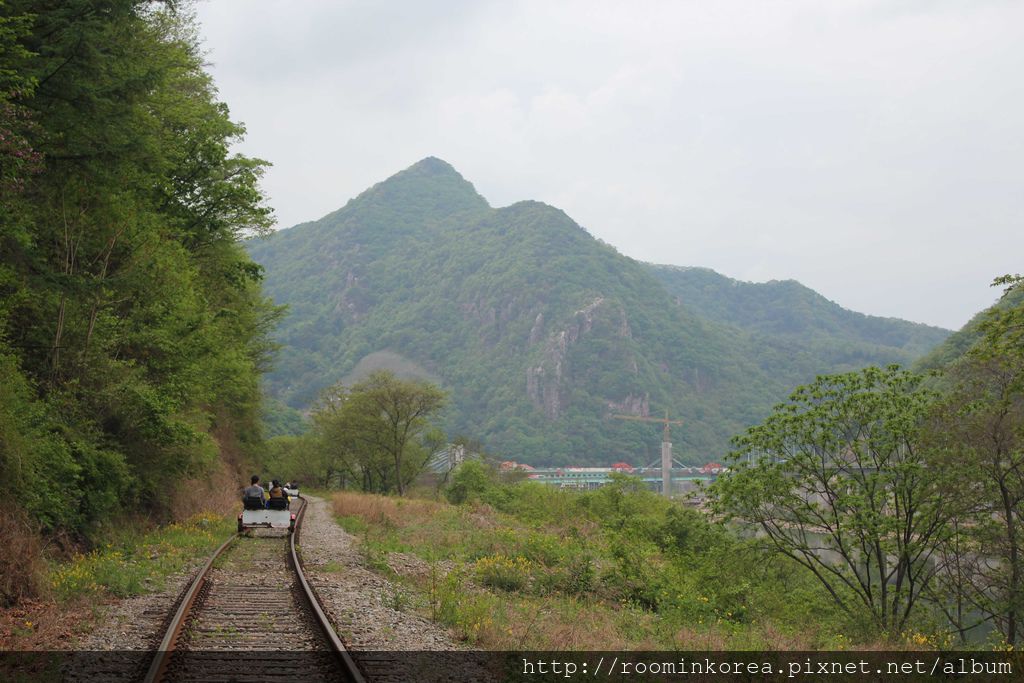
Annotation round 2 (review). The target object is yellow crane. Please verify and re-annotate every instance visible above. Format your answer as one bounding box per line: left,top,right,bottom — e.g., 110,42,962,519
611,410,682,498
611,410,682,443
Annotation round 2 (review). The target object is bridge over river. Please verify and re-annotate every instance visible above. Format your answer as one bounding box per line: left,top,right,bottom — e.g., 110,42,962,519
428,447,727,498
517,465,725,497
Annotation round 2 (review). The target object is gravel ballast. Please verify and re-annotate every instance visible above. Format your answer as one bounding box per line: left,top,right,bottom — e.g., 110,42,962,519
73,560,209,651
72,496,463,652
298,494,463,651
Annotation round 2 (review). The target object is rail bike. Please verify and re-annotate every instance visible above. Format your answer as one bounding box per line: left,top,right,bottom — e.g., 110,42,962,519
237,494,296,533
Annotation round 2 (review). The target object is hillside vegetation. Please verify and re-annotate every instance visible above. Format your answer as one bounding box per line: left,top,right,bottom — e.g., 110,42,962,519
0,1,275,603
914,284,1024,372
333,279,1024,649
249,159,949,465
649,265,949,387
332,477,856,650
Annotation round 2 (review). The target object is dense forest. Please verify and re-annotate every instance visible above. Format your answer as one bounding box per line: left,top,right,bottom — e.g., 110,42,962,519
0,0,277,601
648,264,949,382
248,158,950,466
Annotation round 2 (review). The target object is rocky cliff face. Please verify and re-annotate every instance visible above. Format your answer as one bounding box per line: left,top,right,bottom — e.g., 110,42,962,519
526,298,606,419
607,393,650,417
526,297,647,420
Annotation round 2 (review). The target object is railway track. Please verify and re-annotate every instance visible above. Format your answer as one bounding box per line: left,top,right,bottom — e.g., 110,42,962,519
143,497,365,683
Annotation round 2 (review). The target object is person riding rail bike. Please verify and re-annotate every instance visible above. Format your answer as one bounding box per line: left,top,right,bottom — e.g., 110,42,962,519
242,475,266,510
266,479,290,510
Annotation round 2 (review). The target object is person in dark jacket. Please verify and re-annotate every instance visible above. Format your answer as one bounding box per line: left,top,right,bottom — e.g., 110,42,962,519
267,479,289,509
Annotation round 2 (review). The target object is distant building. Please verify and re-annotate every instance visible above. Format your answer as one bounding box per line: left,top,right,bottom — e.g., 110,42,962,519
427,444,483,474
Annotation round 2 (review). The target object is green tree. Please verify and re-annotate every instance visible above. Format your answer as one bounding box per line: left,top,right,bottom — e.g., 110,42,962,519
311,382,380,490
349,371,446,495
708,365,949,635
925,277,1024,645
311,371,447,494
445,458,497,504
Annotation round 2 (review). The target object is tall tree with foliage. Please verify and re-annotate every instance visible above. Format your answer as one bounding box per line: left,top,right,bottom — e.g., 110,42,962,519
708,365,950,635
311,371,447,495
0,0,278,550
925,275,1024,645
310,382,381,490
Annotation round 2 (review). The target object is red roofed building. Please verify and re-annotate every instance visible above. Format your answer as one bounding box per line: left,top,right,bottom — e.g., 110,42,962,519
499,460,535,472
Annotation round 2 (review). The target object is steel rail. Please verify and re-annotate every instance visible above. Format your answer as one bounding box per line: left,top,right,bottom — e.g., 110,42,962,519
142,533,236,683
291,496,366,683
142,495,365,683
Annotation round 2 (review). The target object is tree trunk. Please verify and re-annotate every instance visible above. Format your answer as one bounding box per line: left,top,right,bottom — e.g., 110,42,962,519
1001,478,1019,644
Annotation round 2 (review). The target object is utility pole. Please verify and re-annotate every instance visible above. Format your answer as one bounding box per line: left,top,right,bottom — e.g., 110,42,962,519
611,410,683,498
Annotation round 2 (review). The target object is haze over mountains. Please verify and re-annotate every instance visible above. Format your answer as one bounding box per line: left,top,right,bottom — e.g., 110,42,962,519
248,158,950,465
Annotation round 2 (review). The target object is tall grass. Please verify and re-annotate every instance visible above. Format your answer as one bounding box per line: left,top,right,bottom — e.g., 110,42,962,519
0,511,49,606
329,488,850,650
332,491,442,527
48,512,234,602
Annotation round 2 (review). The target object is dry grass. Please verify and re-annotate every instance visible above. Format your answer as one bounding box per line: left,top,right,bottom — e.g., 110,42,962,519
672,625,734,650
748,623,823,650
0,511,49,607
439,592,671,650
170,459,240,521
0,597,95,649
332,490,444,527
505,601,652,650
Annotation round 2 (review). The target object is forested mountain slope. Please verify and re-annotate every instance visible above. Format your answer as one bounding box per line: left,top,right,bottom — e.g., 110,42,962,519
648,265,951,387
249,159,949,465
0,1,276,545
914,284,1024,372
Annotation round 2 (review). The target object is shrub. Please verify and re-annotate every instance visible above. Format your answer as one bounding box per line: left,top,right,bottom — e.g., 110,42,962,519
473,554,534,592
538,552,595,596
444,460,496,504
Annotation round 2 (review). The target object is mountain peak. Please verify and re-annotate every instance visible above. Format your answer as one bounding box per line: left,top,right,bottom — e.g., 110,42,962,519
351,157,490,220
406,156,459,176
391,156,475,189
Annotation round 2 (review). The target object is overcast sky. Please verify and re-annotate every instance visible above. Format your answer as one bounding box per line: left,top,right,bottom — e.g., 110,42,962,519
194,0,1022,331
